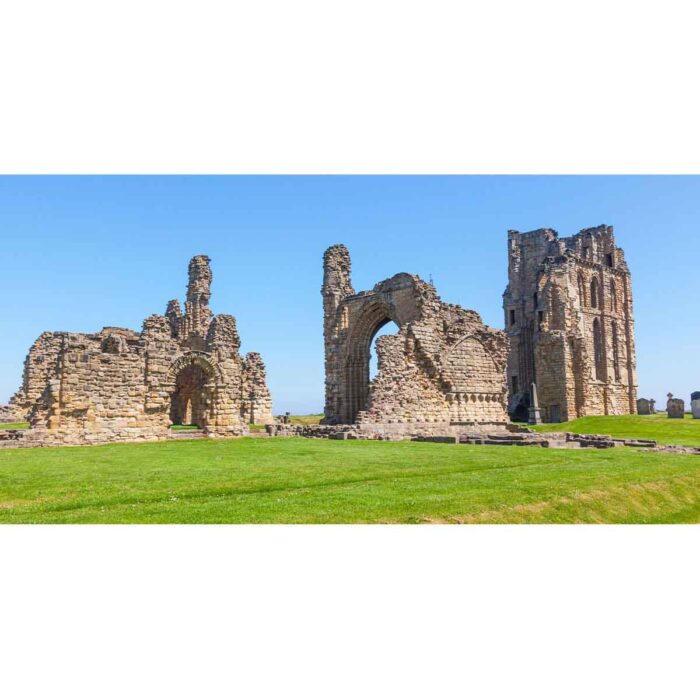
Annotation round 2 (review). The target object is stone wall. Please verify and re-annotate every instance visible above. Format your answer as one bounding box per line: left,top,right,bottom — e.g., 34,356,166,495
241,352,274,424
7,256,272,446
504,225,637,422
322,244,508,428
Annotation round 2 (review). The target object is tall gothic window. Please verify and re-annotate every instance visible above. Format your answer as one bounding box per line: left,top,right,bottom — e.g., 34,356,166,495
610,279,617,312
612,322,621,381
577,273,587,306
590,277,600,309
593,318,605,380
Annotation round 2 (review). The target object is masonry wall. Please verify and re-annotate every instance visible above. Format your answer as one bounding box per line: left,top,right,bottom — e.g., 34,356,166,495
8,256,272,446
322,244,508,427
503,225,637,422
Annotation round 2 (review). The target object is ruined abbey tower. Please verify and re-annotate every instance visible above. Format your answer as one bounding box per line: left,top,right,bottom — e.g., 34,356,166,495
503,225,637,422
322,244,509,429
7,256,272,445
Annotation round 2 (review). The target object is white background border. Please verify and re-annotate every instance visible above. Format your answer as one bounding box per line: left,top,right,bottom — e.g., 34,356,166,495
1,1,698,698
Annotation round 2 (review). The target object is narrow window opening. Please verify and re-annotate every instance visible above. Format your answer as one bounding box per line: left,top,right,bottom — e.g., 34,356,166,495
610,280,617,312
577,273,587,306
593,318,605,381
590,278,599,309
612,322,621,381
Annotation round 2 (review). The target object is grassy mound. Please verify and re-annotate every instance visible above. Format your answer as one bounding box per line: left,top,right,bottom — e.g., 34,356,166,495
0,437,698,524
530,413,700,447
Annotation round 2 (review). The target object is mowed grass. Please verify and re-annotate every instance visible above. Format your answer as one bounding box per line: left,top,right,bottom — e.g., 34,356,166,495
289,413,324,425
530,413,700,447
0,422,29,430
0,437,698,524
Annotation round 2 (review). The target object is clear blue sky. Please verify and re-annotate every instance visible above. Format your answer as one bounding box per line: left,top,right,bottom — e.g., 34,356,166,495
1,176,697,414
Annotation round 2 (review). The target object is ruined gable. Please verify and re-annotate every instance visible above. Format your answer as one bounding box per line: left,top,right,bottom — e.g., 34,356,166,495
7,256,273,446
322,244,508,429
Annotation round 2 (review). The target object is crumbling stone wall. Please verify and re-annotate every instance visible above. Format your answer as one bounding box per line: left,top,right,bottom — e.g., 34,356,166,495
503,225,637,422
7,255,272,446
322,244,508,427
241,352,274,424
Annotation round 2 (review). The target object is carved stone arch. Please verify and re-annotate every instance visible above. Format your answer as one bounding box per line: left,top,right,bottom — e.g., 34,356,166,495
167,352,222,386
166,352,222,428
341,301,399,423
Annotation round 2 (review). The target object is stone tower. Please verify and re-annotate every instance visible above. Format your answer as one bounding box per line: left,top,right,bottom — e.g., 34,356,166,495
503,225,637,422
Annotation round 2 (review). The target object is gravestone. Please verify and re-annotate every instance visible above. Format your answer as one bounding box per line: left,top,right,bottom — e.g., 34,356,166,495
666,393,685,419
649,398,656,414
691,391,700,420
637,398,651,415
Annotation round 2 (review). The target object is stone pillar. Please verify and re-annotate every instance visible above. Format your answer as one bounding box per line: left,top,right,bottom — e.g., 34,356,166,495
181,255,213,340
322,245,354,424
528,382,542,424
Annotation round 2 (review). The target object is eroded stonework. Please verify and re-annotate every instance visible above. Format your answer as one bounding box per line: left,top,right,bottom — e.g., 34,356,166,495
504,225,638,422
6,256,272,445
322,244,508,428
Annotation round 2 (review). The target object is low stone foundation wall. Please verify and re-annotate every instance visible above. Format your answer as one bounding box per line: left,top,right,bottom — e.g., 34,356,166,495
266,420,522,441
0,424,249,448
0,429,26,446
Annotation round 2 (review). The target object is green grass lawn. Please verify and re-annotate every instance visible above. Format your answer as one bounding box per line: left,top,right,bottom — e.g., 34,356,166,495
0,437,698,524
529,413,700,447
289,414,324,425
0,422,29,430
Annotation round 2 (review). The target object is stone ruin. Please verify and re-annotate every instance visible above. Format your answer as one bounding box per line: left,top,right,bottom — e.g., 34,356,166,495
3,255,272,446
504,225,638,423
636,398,656,415
321,244,508,436
666,393,685,419
691,392,700,420
2,229,651,449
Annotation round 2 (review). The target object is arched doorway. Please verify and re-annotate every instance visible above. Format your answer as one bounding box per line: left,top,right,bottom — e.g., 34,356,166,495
168,356,216,428
343,304,398,423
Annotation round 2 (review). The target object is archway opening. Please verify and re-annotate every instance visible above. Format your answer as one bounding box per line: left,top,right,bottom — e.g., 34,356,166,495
369,320,400,380
343,306,398,424
170,363,209,428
